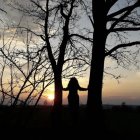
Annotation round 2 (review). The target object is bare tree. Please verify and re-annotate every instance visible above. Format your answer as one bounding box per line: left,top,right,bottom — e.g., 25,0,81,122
0,26,54,106
9,0,90,109
84,0,140,130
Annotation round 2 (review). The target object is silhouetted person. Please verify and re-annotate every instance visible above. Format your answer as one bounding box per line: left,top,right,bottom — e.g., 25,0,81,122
63,77,87,125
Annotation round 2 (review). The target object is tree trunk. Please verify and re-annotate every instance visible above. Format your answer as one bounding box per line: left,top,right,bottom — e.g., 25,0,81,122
54,70,62,107
51,69,63,128
86,0,107,135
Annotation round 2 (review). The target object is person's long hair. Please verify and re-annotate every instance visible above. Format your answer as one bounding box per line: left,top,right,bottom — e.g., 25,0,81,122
68,77,79,89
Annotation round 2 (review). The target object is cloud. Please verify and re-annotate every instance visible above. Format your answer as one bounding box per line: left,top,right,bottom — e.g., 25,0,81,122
0,0,40,28
0,0,44,44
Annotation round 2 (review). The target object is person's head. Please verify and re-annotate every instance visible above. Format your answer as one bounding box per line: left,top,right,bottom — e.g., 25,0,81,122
68,77,79,88
70,77,78,82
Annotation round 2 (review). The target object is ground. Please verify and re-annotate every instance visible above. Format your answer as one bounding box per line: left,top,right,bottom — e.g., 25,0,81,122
0,105,140,139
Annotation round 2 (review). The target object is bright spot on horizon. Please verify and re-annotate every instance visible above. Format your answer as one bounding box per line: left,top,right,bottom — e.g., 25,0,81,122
47,94,54,101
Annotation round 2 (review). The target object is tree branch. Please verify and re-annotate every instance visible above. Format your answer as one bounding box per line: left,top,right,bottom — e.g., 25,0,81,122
112,27,140,32
44,0,56,71
107,1,140,20
15,26,45,41
0,89,24,104
69,34,93,42
106,0,118,14
60,4,68,19
0,8,7,14
109,18,140,26
64,57,90,65
57,0,75,68
109,2,140,31
30,0,46,13
105,41,140,56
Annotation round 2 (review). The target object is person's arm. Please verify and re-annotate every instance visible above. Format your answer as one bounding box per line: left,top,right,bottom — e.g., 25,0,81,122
62,87,69,91
78,86,88,91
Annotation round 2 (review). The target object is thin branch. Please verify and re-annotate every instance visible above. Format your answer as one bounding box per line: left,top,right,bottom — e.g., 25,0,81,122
105,41,140,56
0,8,7,14
109,3,140,31
109,18,140,26
111,27,140,32
89,15,94,27
104,71,121,83
64,57,90,65
69,34,93,42
30,0,46,13
0,90,24,104
15,26,45,41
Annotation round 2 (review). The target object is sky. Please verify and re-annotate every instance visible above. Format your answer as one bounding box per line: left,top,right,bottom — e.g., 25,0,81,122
0,0,140,105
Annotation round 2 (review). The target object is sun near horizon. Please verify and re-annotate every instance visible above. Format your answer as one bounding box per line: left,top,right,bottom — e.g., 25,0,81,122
47,94,54,101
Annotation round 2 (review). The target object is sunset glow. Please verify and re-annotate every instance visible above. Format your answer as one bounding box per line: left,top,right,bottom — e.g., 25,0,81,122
0,0,140,106
47,94,54,101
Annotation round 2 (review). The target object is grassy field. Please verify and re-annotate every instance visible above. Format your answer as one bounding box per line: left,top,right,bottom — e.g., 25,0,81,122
0,105,140,138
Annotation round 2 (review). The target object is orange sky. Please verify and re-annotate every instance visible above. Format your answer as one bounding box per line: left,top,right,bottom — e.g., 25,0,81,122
44,68,140,105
